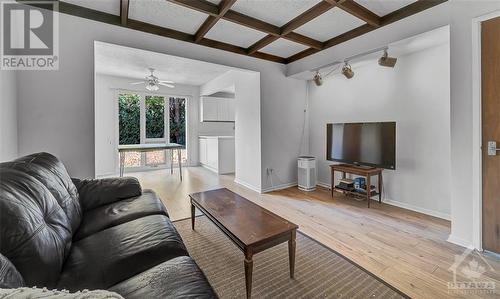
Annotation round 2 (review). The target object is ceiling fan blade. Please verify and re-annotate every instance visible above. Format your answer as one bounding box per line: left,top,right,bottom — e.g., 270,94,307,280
159,82,175,88
159,80,174,84
130,81,144,85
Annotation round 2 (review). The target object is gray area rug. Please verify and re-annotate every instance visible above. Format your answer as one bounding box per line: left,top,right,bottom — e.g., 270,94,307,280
174,216,407,299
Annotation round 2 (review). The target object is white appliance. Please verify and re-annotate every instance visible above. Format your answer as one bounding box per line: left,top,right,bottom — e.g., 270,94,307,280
298,156,316,191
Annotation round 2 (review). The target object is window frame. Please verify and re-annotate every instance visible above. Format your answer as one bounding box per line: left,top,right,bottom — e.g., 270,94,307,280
116,89,190,171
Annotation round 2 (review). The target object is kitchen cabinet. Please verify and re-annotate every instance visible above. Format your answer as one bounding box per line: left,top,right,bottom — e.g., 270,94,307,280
199,136,235,174
200,97,235,122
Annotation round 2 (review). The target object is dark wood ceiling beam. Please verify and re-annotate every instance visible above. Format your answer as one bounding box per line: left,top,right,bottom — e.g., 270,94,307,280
168,0,324,52
223,10,281,36
247,35,279,54
337,0,380,27
380,0,448,26
286,48,321,64
287,0,448,63
194,0,237,42
199,37,286,63
167,0,218,16
22,1,286,64
284,32,323,50
120,0,129,26
281,1,337,36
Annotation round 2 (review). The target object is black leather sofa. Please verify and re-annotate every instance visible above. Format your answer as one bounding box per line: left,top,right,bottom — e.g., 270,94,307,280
0,152,216,298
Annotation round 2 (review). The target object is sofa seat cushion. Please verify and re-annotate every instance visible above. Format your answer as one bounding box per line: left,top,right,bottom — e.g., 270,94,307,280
74,190,168,241
57,215,188,291
109,256,217,299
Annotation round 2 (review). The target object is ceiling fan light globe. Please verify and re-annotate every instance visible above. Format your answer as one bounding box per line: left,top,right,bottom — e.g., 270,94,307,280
146,83,159,91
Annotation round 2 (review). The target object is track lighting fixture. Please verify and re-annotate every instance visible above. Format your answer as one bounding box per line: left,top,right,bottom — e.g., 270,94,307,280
313,71,323,86
341,62,354,79
378,49,397,68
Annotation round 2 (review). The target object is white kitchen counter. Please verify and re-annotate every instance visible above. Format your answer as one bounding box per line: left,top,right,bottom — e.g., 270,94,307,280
199,136,235,174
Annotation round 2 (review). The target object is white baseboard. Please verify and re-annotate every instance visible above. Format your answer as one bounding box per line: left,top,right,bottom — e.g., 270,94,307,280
447,234,474,249
317,181,451,221
234,178,262,193
382,198,451,221
261,182,297,193
317,181,331,189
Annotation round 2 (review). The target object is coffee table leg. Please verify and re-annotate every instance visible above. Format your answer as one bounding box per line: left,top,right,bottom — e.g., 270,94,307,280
288,230,296,279
191,202,195,230
244,251,253,299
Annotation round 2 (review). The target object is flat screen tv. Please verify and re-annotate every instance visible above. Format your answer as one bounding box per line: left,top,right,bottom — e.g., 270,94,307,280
326,122,396,170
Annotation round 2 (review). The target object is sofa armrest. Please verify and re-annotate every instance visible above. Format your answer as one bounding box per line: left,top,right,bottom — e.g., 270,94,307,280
72,177,142,211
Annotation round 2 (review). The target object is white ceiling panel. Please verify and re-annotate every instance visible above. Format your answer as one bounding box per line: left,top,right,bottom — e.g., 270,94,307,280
63,0,120,15
295,7,366,42
129,0,208,34
205,0,222,4
205,19,267,48
354,0,417,17
231,0,322,27
261,38,308,58
95,42,235,86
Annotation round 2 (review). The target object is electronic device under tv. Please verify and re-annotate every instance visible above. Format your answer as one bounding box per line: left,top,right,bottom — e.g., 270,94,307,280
326,122,396,170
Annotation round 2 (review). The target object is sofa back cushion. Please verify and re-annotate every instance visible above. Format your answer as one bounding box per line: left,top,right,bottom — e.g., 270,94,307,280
0,168,72,288
0,253,25,288
9,153,82,233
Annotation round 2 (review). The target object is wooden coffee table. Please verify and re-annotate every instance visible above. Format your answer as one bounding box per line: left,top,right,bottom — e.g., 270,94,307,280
189,188,298,299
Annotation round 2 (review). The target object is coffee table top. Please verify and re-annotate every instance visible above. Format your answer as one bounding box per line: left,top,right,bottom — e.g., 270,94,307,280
189,188,298,247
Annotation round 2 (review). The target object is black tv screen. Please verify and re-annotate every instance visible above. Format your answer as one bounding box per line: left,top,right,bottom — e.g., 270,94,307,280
326,122,396,169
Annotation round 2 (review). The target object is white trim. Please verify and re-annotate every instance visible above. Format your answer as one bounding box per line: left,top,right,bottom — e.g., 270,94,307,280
199,163,218,174
317,181,451,220
471,9,500,251
447,234,475,249
317,181,331,189
261,182,298,193
234,178,261,193
383,198,450,221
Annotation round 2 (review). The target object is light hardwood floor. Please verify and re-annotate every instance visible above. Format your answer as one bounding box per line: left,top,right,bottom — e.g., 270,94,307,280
129,167,500,299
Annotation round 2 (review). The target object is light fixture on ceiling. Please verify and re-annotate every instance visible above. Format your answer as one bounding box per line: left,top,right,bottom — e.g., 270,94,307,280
146,81,160,91
378,49,397,68
130,68,175,91
341,62,354,79
313,71,323,86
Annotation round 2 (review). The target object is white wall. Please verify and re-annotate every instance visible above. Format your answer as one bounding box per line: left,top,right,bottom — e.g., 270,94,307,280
0,70,18,162
200,70,262,191
308,44,451,219
448,1,500,248
16,9,306,183
286,0,500,248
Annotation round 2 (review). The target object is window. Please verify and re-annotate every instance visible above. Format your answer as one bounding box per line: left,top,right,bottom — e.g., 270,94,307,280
145,95,165,139
118,92,188,169
169,97,187,164
118,93,140,145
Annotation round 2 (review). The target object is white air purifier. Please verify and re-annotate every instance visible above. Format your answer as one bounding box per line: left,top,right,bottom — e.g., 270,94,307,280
298,156,316,191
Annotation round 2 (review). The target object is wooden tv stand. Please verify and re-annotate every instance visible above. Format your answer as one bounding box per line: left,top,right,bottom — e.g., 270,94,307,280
330,164,383,208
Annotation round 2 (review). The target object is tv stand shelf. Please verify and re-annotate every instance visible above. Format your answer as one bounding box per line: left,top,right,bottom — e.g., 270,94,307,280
330,164,383,208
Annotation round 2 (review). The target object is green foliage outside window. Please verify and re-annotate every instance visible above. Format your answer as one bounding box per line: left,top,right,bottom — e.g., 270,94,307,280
146,96,165,139
169,97,186,146
118,94,186,147
118,94,140,145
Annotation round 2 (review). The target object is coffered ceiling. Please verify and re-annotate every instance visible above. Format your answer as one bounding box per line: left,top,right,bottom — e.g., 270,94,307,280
31,0,448,64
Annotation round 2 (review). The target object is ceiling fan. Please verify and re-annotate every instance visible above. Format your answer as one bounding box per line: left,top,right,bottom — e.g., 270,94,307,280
130,68,174,91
